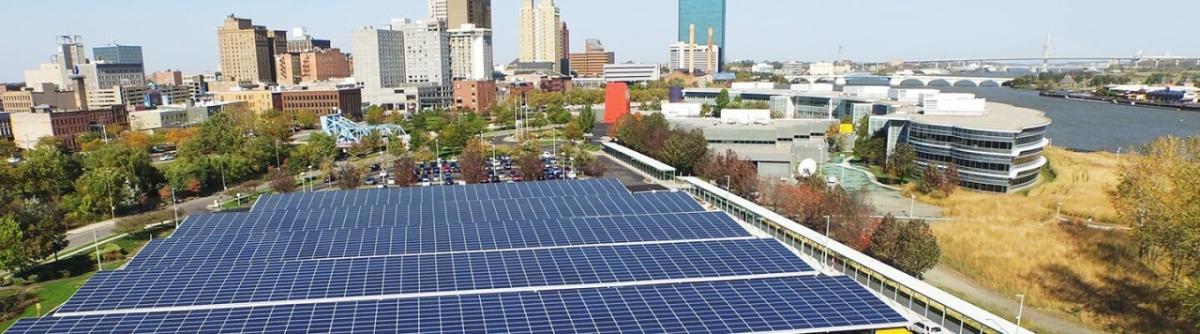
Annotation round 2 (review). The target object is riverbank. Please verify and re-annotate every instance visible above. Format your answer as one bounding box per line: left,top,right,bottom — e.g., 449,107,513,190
1038,90,1200,111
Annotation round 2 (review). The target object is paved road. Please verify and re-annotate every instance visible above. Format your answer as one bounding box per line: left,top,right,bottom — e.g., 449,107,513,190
923,265,1104,334
61,192,223,252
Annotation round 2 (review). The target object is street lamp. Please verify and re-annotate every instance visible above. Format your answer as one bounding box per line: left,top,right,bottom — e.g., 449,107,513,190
909,194,916,218
823,215,832,272
1014,294,1026,334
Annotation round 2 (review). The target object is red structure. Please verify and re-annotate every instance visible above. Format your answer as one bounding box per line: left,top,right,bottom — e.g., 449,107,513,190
603,82,630,123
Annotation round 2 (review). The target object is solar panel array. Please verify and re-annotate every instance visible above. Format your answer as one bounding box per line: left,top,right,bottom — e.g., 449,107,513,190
9,178,908,333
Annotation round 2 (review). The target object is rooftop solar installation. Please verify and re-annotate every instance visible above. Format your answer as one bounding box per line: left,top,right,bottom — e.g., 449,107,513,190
128,211,749,270
60,239,814,314
13,276,906,334
175,191,703,238
10,179,909,333
251,178,629,212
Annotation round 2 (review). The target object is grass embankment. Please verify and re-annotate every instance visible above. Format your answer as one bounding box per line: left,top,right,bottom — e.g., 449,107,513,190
926,147,1181,332
0,227,173,332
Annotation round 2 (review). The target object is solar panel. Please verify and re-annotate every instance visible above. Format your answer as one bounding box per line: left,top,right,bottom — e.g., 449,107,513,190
127,212,750,270
59,239,814,314
177,191,703,238
251,178,630,212
10,276,907,334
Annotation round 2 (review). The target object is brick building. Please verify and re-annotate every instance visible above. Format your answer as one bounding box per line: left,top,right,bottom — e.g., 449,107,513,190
453,80,497,114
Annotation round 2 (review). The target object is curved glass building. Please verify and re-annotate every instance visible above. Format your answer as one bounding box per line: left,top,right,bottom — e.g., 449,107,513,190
878,103,1051,193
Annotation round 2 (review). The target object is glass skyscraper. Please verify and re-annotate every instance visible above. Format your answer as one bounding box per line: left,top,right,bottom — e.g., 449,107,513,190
93,45,144,65
677,0,726,72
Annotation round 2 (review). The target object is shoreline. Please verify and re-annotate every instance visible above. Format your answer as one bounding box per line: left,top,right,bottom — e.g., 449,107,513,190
1037,90,1200,112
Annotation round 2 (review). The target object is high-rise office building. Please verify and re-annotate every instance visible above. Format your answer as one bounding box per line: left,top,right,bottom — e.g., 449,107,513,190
351,24,407,92
560,22,570,74
677,0,725,71
448,0,491,29
395,19,451,86
428,0,448,22
518,0,564,72
93,45,143,64
568,39,614,77
217,14,287,84
22,36,86,91
448,24,494,81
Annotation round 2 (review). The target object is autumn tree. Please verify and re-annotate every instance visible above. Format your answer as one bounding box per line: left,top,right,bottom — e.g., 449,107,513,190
941,164,960,195
1110,136,1200,321
459,139,487,183
867,215,941,278
333,163,363,190
697,149,757,198
268,167,297,193
392,155,418,187
516,151,544,181
920,164,945,194
562,123,584,142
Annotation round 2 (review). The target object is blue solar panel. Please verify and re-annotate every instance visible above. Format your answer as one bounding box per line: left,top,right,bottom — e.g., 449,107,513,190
178,191,703,238
126,212,749,270
12,276,907,334
59,239,813,314
251,178,630,212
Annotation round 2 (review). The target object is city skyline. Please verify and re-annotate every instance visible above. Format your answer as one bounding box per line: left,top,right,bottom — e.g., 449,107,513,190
3,0,1200,81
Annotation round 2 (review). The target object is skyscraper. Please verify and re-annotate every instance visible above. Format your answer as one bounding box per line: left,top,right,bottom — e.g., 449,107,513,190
217,14,287,84
449,0,491,29
93,45,143,65
677,0,725,71
518,0,564,72
351,24,406,92
395,19,451,86
448,24,494,81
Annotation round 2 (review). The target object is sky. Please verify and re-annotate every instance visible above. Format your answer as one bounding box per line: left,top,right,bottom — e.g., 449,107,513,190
2,0,1199,81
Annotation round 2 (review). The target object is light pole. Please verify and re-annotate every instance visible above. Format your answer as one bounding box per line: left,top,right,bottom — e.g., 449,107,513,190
1015,294,1026,334
93,228,101,271
307,165,313,192
909,194,916,218
1056,201,1062,221
823,216,832,272
170,185,179,226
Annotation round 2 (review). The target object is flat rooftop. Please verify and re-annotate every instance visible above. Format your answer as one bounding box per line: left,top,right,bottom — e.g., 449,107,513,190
903,102,1052,132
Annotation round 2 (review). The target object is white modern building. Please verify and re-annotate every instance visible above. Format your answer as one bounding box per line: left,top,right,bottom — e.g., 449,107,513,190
660,102,702,118
448,23,494,81
751,63,773,73
919,93,986,116
352,18,453,111
603,63,660,83
667,42,720,74
396,19,451,86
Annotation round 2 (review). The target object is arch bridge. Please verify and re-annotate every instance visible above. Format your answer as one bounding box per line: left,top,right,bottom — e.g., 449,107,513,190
785,75,1014,87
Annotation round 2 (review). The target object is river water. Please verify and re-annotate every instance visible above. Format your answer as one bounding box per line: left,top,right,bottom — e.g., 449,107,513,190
938,87,1200,152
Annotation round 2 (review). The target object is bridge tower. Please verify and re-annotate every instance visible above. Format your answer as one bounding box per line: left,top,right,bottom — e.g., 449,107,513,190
1041,32,1051,73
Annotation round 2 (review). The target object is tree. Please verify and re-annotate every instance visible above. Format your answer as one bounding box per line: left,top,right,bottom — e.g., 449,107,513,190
660,129,708,175
697,149,758,198
18,143,80,201
459,139,486,184
0,139,17,158
392,155,418,187
516,151,544,181
886,143,917,182
493,106,516,129
920,164,944,194
941,164,960,195
364,105,387,125
867,215,941,278
547,105,571,124
714,89,730,117
14,200,67,264
852,116,879,164
582,158,606,177
119,131,153,151
268,167,297,193
575,105,596,134
295,109,320,129
0,215,28,271
562,123,584,142
333,163,362,190
163,127,197,148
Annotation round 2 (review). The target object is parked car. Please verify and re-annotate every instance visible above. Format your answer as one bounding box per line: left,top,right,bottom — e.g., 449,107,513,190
907,321,946,334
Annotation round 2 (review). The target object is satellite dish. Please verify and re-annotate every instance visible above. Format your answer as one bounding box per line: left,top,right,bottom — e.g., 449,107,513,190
797,159,818,177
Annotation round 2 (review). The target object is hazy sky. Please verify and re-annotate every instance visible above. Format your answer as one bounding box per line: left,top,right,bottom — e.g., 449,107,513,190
3,0,1198,81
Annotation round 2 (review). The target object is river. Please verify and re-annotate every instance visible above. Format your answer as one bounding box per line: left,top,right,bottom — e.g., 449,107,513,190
937,87,1200,152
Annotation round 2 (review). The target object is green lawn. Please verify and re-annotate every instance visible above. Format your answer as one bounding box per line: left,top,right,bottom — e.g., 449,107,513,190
0,228,170,332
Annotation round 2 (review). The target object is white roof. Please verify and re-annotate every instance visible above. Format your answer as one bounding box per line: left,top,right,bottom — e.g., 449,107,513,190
602,142,676,172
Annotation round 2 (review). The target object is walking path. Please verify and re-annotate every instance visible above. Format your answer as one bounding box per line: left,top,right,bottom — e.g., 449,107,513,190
924,265,1105,334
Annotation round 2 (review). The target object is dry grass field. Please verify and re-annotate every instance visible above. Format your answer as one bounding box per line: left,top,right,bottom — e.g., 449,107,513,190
927,147,1184,332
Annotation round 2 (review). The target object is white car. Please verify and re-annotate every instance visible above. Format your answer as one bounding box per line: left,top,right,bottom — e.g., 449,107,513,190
908,321,946,334
541,151,554,159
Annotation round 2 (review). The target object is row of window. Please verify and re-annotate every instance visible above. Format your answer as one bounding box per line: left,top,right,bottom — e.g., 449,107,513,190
910,130,1014,150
